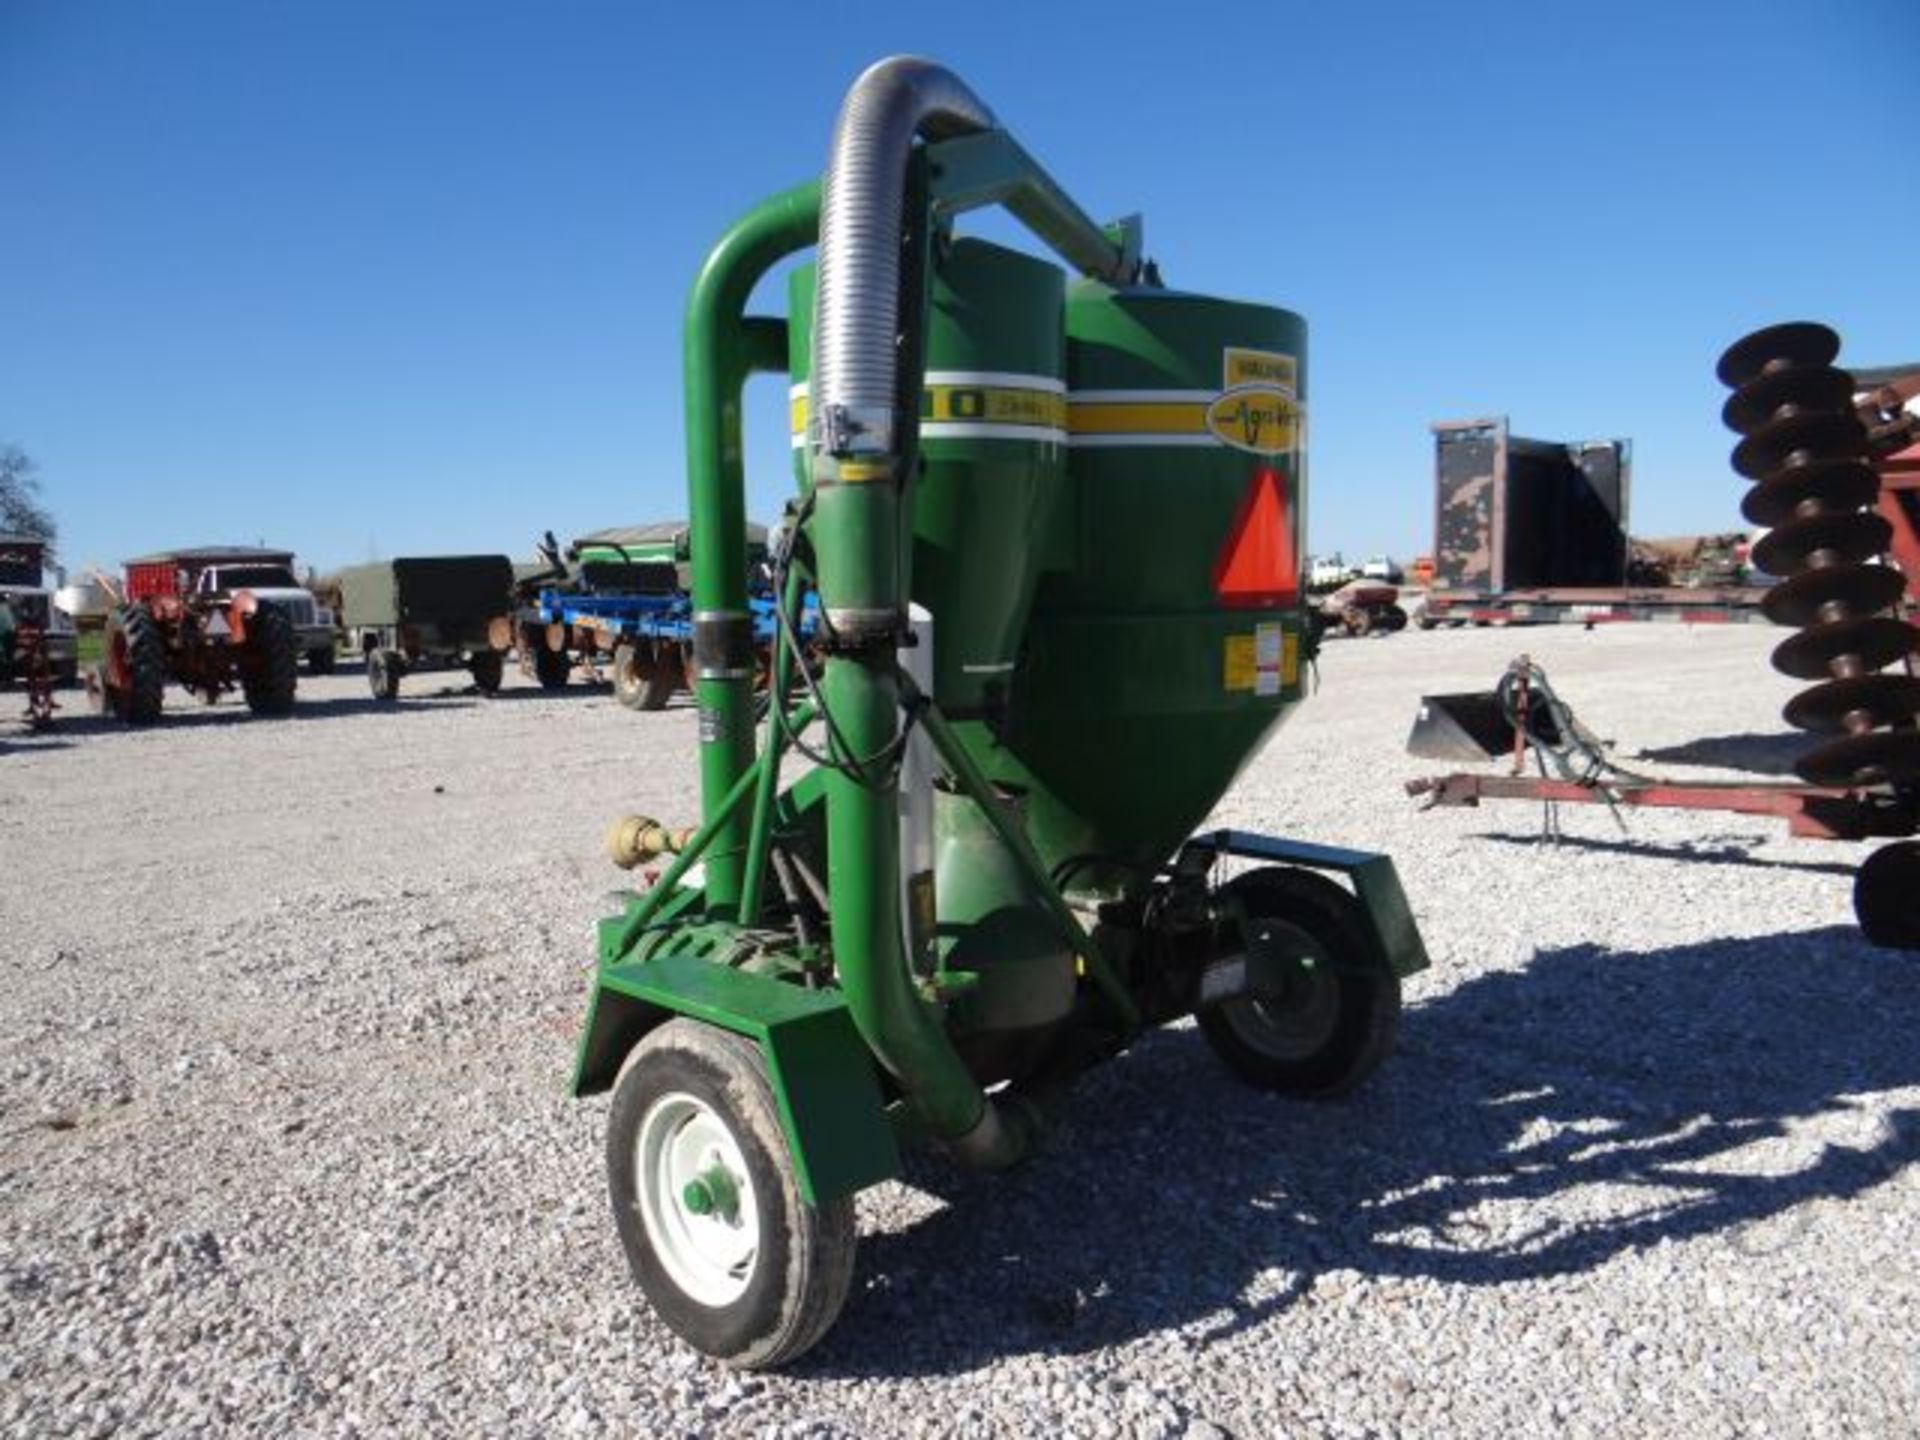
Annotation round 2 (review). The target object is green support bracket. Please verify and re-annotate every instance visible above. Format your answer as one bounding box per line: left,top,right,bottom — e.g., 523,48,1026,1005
1196,829,1431,978
923,131,1136,284
571,950,901,1207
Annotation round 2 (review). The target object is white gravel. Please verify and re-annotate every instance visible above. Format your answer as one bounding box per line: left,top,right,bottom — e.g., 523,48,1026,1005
3,626,1916,1437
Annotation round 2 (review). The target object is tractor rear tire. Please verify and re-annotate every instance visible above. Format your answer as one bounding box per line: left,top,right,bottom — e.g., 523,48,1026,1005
306,645,338,675
1197,866,1401,1098
469,649,504,696
606,1020,857,1370
368,648,403,701
534,641,571,690
104,604,166,725
242,604,298,716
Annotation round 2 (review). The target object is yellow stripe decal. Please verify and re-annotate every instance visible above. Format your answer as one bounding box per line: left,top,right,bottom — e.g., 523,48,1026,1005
1067,401,1210,436
790,375,1066,442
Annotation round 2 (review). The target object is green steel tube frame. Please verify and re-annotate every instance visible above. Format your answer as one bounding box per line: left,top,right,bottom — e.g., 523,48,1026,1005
609,699,819,957
738,562,806,929
684,181,821,919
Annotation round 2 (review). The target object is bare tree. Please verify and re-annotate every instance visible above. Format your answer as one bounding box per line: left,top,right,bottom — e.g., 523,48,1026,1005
0,445,56,547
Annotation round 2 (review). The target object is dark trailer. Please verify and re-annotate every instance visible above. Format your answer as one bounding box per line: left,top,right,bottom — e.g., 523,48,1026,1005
1421,417,1764,627
339,554,514,700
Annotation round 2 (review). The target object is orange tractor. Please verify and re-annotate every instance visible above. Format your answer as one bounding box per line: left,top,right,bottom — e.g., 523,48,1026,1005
92,546,300,724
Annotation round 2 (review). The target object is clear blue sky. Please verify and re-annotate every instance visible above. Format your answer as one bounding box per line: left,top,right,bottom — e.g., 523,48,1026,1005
3,1,1914,577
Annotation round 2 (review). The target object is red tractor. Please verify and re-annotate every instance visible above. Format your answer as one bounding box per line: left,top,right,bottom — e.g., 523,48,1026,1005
92,546,300,724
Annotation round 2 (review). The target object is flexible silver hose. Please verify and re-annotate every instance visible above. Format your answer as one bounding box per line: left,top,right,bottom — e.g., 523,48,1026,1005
810,56,995,460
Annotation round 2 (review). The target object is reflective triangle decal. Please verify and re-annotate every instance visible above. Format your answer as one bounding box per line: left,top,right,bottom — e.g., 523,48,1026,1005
1213,466,1299,606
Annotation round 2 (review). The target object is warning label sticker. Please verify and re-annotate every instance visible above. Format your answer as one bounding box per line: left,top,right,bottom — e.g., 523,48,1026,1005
1224,634,1256,692
1254,623,1284,668
1226,624,1296,695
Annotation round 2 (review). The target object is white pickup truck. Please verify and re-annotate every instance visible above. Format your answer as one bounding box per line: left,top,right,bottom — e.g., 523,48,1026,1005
193,559,338,673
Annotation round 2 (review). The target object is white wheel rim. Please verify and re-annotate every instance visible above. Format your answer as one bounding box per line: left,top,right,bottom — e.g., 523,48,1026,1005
635,1091,760,1307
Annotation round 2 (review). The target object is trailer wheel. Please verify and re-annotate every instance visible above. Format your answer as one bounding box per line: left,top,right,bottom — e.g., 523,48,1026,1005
241,605,299,716
613,642,676,711
103,604,166,724
468,650,504,696
534,642,571,690
1854,842,1920,950
367,648,403,701
606,1019,856,1370
1197,867,1400,1098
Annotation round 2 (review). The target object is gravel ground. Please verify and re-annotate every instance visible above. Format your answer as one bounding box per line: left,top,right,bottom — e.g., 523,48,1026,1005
2,625,1916,1438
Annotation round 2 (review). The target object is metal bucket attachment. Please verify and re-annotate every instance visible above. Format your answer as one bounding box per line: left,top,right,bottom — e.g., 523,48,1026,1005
1406,692,1519,761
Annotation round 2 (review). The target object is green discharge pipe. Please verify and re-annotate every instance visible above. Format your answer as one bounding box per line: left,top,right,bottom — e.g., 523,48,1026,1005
908,682,1140,1030
818,642,987,1140
684,181,821,918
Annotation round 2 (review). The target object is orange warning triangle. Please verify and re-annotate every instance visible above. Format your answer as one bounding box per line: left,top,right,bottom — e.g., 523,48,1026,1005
1213,467,1299,606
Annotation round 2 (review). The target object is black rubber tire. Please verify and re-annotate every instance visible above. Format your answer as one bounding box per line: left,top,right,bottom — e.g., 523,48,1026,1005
534,640,571,690
612,643,646,710
1855,841,1920,950
241,604,298,716
469,649,504,695
104,604,166,725
613,642,675,711
1197,867,1401,1098
306,645,338,675
1382,605,1410,633
606,1020,857,1370
367,648,403,701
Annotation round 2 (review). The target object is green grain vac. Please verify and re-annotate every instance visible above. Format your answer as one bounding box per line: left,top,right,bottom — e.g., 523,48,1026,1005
571,57,1429,1368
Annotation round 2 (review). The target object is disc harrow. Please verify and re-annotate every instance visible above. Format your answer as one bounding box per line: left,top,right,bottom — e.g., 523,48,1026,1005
1717,322,1920,789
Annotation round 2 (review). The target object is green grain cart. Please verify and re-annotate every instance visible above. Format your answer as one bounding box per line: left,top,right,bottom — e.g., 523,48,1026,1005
570,57,1428,1367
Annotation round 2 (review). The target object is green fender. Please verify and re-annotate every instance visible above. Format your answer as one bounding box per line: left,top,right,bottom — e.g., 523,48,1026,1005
572,943,901,1207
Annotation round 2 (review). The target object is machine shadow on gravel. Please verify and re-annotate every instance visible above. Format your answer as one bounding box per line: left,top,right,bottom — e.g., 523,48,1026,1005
1478,830,1859,878
1634,731,1810,776
801,925,1919,1378
49,693,484,735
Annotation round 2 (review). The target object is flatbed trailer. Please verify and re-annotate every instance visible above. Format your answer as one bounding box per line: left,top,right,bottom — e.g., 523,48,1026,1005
1419,585,1770,628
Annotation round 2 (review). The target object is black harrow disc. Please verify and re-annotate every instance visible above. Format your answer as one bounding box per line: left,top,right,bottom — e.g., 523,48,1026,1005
1854,841,1920,950
1732,409,1871,481
1782,674,1920,736
1716,321,1841,389
1741,460,1881,527
1752,511,1893,577
1796,730,1920,788
1721,364,1858,435
1771,616,1920,680
1761,564,1908,627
